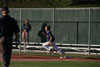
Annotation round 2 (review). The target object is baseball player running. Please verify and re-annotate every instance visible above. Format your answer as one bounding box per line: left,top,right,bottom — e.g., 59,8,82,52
42,26,64,58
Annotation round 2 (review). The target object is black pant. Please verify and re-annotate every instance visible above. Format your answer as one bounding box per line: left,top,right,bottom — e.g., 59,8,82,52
0,36,12,67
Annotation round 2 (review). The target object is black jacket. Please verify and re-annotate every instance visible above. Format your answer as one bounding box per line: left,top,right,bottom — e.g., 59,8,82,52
0,15,19,37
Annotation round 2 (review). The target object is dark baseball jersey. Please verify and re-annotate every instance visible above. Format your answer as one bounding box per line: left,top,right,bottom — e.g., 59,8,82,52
46,31,55,42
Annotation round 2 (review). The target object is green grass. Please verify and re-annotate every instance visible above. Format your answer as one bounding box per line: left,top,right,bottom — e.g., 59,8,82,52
12,52,100,59
0,52,100,67
1,61,100,67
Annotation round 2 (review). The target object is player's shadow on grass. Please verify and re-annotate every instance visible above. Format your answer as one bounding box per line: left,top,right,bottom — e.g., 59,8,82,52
38,23,47,43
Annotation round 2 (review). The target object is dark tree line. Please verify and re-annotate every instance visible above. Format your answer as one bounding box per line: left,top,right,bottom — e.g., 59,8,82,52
0,0,100,8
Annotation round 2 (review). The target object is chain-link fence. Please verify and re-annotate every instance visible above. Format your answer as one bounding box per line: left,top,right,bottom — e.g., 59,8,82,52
0,8,100,54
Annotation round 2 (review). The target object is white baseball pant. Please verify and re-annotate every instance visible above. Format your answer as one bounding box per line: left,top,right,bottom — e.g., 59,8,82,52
42,41,62,54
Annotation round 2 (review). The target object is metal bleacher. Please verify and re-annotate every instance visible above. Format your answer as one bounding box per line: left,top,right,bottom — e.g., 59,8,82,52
12,42,100,55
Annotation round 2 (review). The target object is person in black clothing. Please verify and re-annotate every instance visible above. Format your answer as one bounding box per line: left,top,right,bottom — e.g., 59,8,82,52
0,6,19,67
38,23,47,43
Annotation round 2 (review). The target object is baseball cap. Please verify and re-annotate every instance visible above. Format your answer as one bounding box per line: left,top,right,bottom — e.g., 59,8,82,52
2,6,9,13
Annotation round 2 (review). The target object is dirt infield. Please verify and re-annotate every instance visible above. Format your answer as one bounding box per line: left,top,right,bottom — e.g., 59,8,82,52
10,55,100,61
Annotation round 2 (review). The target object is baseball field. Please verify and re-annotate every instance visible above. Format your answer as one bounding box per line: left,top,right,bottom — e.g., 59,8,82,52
0,61,99,67
0,52,100,67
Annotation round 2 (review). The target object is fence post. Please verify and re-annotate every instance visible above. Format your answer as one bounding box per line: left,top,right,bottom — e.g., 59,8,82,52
3,0,7,6
19,8,22,52
88,8,91,55
52,8,55,34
